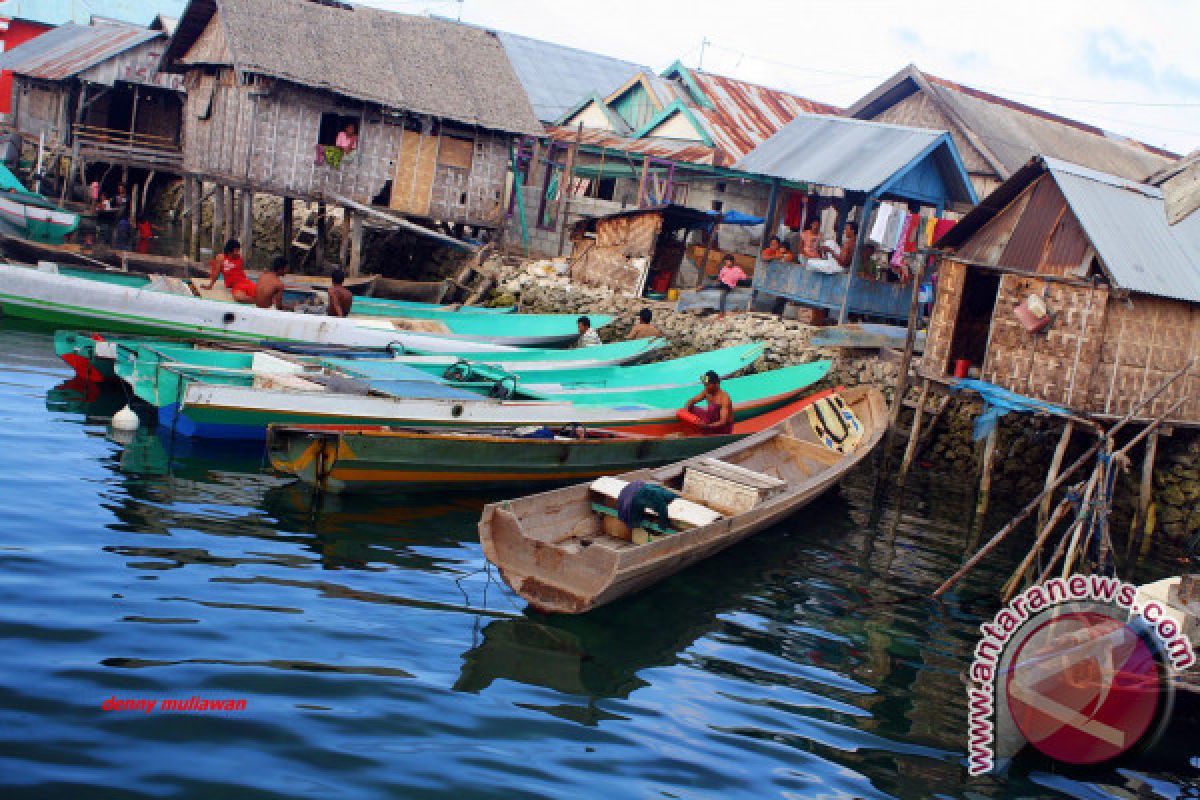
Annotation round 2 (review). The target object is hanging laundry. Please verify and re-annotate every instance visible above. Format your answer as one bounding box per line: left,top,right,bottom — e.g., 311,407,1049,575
868,203,894,245
903,213,919,253
820,205,838,239
884,206,905,250
924,216,938,249
782,192,804,229
933,217,956,244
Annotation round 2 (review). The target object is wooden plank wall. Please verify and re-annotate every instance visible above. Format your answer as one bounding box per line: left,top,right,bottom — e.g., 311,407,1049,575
569,211,662,293
181,71,512,223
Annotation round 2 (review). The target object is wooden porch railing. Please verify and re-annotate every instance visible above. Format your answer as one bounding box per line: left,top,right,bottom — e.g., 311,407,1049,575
72,124,183,171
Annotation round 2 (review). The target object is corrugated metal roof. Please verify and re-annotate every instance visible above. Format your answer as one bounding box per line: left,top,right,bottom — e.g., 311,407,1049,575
689,70,841,164
1,0,185,26
1044,157,1200,304
494,30,644,123
546,125,717,166
734,113,962,194
0,21,160,80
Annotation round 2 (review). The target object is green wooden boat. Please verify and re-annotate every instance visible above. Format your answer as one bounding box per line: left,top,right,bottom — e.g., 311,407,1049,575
113,340,824,412
325,343,765,389
264,389,832,493
0,164,80,244
55,331,666,386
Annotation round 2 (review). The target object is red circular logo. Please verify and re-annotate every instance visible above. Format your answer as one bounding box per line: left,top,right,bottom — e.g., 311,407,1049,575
1005,609,1162,765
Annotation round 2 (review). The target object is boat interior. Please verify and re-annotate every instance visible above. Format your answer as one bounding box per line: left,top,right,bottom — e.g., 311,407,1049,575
505,389,877,556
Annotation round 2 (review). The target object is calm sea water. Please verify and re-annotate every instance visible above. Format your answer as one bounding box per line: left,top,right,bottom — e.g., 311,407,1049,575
0,321,1196,799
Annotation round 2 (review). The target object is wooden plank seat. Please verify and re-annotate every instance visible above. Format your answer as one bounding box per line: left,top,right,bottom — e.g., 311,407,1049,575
589,476,723,531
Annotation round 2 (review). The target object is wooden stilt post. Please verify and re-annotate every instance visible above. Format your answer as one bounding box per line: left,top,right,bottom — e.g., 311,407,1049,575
130,183,139,225
348,212,363,277
223,186,235,245
212,184,225,252
240,190,254,260
899,378,931,478
339,209,352,266
1038,421,1075,531
282,196,294,267
315,202,327,270
1129,428,1160,559
974,428,999,527
188,179,201,260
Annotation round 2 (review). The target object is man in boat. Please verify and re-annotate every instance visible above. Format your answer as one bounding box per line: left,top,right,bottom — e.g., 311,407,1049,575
576,316,602,348
683,370,734,434
206,239,257,304
255,257,289,310
327,268,354,317
627,308,661,340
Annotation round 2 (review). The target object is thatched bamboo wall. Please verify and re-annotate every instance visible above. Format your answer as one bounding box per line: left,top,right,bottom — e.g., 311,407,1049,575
14,81,69,142
924,258,1200,424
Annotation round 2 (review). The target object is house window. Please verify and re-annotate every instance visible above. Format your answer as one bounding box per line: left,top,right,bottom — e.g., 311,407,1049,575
711,200,724,212
318,112,359,147
715,182,727,193
595,177,617,201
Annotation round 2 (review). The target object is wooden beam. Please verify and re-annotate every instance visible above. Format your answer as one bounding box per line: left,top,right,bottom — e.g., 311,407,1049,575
212,183,225,252
973,428,999,529
330,193,479,251
1038,421,1074,531
223,186,235,247
282,196,294,267
1130,428,1160,559
348,213,364,277
240,190,254,259
188,178,201,260
339,209,352,266
315,202,327,270
899,378,931,478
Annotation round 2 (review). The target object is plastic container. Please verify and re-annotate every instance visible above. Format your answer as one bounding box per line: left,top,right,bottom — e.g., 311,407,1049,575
953,359,971,379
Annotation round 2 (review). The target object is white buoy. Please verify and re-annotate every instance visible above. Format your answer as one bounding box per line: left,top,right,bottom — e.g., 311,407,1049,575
112,405,140,431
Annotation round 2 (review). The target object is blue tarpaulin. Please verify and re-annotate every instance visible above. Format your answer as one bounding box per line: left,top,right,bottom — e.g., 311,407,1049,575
949,378,1072,441
705,209,765,226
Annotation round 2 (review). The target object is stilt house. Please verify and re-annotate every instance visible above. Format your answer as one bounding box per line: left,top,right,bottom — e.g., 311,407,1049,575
160,0,542,256
928,155,1200,426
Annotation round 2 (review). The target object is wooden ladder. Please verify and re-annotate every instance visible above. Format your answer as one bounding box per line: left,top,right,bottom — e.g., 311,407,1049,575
291,205,320,266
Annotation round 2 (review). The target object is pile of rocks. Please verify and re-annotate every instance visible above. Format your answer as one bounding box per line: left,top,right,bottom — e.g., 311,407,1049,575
515,282,901,400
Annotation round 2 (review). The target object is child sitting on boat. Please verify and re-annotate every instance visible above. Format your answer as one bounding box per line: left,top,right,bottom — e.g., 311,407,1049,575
206,239,256,304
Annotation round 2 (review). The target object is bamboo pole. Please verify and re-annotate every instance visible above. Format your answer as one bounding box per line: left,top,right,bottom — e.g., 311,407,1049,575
1003,491,1075,601
1128,429,1159,556
348,213,364,277
282,196,294,267
240,190,254,260
1038,421,1074,531
899,378,931,478
339,209,352,266
973,427,1000,527
931,359,1194,599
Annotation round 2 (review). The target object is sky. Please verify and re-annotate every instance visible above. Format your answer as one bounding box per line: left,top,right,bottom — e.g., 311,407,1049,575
361,0,1200,156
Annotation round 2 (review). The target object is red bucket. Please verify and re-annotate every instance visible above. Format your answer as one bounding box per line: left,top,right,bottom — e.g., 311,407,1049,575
953,359,971,379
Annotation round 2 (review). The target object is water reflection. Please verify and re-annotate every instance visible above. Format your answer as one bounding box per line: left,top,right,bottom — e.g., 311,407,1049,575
5,324,1200,798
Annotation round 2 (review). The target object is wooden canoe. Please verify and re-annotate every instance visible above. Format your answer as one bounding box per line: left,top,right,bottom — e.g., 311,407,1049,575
264,390,837,492
478,385,887,614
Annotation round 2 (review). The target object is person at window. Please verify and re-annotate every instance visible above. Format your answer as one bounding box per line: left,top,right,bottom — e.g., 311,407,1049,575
255,256,289,310
627,308,661,340
714,254,748,318
206,239,256,304
681,370,734,434
114,184,128,210
327,268,354,318
760,235,793,263
576,316,602,348
336,123,358,152
799,217,822,260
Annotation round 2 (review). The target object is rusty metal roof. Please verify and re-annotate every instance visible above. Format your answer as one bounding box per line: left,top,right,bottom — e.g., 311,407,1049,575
546,126,719,167
0,21,161,81
689,70,842,164
943,156,1200,304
